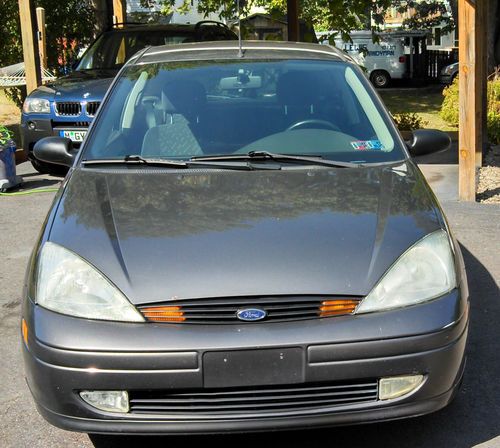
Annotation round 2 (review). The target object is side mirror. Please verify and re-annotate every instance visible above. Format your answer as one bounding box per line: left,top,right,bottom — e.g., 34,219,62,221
34,137,76,167
407,129,451,157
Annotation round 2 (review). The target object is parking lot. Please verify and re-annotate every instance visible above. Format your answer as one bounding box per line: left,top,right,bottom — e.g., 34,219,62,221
0,160,499,447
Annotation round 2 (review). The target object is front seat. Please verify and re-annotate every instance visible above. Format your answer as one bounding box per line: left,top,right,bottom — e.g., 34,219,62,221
141,79,206,158
276,71,321,128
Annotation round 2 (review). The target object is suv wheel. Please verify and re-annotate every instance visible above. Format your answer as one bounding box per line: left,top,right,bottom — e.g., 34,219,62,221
370,71,391,88
30,158,68,176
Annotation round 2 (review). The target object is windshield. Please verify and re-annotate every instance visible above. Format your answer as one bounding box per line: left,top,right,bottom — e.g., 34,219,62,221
82,59,406,164
76,30,200,70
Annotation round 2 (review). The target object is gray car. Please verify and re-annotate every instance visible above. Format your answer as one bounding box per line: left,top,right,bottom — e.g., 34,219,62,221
439,62,459,84
22,41,468,435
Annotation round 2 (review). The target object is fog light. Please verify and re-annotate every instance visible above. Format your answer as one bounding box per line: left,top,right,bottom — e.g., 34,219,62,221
379,375,424,400
80,390,129,413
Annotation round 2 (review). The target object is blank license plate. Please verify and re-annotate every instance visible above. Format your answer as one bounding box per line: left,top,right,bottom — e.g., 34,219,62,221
59,130,87,142
203,348,304,388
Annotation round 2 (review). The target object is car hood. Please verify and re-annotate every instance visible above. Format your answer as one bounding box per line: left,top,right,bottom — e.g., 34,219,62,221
48,162,443,305
30,69,117,101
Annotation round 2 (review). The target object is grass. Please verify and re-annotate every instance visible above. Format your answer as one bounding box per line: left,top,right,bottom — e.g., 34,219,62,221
0,91,22,147
378,85,457,133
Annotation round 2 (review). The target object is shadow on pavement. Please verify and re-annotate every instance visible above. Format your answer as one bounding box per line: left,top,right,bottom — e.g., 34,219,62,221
16,178,62,190
89,244,499,448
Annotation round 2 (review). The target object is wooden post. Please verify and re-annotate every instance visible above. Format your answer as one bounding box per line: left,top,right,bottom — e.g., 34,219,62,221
287,0,299,42
36,7,47,71
113,0,126,26
18,0,41,94
479,0,488,165
458,0,485,201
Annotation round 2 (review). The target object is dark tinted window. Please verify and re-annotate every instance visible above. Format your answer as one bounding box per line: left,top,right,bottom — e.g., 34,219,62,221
77,27,235,70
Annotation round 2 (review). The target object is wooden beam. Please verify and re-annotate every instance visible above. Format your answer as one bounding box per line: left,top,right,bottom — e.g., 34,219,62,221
18,0,41,94
479,0,488,166
36,7,47,71
113,0,126,26
287,0,299,42
458,0,486,201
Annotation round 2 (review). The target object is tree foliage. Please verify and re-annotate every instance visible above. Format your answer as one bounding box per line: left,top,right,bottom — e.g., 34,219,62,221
0,0,95,70
0,0,95,105
140,0,395,39
392,1,454,33
141,0,454,40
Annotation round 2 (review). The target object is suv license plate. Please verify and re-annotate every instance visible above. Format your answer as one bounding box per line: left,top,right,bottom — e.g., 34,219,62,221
59,130,87,142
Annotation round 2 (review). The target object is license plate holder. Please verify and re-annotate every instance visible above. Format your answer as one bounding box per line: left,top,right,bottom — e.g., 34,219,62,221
59,130,87,142
203,348,304,388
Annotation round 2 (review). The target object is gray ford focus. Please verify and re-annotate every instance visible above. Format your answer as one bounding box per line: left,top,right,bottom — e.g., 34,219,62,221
22,41,468,435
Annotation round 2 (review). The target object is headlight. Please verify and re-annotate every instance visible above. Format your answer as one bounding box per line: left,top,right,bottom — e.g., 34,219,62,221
442,65,456,75
357,230,456,314
36,242,144,322
23,97,51,113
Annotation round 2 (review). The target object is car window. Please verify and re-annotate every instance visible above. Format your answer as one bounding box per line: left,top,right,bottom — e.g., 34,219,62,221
82,59,405,164
77,30,206,70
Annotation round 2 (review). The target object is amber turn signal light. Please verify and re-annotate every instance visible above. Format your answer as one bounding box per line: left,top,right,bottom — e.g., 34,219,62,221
140,306,185,322
21,319,29,346
319,299,359,317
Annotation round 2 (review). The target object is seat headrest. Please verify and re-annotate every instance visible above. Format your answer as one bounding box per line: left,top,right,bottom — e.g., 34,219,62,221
162,79,206,116
276,71,320,106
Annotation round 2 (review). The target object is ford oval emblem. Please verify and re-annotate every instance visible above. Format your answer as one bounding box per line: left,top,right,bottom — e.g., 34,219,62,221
236,308,267,322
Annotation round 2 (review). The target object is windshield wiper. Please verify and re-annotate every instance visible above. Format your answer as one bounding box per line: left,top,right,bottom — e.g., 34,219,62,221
83,155,190,167
81,155,278,170
191,151,359,168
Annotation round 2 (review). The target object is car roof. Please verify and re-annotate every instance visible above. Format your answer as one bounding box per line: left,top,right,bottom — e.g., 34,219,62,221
133,40,348,65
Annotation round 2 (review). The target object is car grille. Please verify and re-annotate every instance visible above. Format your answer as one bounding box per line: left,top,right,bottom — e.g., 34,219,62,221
55,102,82,116
128,379,379,416
86,101,100,116
138,296,361,324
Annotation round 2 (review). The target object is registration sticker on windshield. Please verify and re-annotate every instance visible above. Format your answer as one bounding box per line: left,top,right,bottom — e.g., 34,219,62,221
351,140,385,151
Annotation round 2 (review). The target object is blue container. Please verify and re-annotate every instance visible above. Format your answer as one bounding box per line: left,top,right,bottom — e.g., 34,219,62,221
0,136,22,191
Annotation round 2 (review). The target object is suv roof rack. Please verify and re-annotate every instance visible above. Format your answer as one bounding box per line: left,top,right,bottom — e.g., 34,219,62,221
194,20,230,30
110,22,146,29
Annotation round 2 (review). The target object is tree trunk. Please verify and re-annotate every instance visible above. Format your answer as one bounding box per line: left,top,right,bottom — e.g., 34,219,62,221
91,0,112,36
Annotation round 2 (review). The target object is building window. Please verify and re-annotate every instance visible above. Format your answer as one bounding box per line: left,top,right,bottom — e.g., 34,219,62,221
434,27,442,46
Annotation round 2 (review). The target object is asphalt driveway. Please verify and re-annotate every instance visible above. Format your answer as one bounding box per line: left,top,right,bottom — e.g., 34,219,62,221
0,161,499,448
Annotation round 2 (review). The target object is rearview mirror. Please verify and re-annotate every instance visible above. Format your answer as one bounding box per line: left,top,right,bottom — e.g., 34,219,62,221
219,75,262,90
33,137,76,167
407,129,451,157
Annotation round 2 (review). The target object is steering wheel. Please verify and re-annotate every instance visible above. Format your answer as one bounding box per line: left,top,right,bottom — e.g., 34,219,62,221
286,119,340,132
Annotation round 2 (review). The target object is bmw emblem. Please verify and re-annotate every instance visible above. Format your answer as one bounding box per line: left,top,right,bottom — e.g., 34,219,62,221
236,308,267,322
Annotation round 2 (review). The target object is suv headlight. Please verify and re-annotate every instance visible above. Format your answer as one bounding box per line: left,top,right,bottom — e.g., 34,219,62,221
23,97,51,113
442,65,456,76
35,242,144,322
357,230,456,314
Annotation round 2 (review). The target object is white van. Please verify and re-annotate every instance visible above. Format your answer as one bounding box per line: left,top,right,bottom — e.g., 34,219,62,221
319,31,407,87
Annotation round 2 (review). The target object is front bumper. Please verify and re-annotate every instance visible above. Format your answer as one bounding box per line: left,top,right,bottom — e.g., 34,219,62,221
439,74,455,84
22,289,469,434
20,115,90,156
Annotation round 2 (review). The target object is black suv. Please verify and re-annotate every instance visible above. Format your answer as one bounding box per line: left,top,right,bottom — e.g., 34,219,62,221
21,21,236,174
